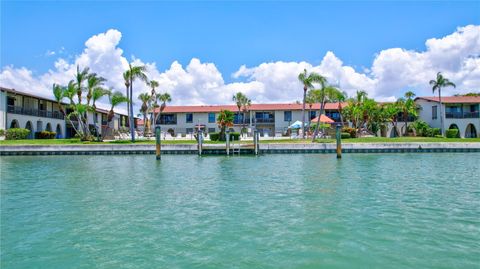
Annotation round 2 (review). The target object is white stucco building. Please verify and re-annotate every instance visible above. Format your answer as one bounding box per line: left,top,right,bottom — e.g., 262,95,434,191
415,96,479,138
0,86,133,139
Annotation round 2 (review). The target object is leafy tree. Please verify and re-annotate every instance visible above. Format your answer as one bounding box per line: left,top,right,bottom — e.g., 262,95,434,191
429,72,456,136
312,85,341,140
217,110,234,140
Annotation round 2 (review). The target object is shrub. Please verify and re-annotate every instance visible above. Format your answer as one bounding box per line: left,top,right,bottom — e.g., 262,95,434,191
412,120,429,136
6,128,30,140
0,129,4,136
342,127,356,138
35,131,56,139
341,132,351,139
446,129,459,138
209,132,220,141
434,135,444,138
430,128,441,137
209,132,240,141
229,132,240,141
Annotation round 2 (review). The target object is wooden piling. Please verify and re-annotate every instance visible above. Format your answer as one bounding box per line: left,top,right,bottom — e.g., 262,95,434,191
336,124,342,159
155,126,161,160
198,132,203,156
226,130,230,156
254,130,259,155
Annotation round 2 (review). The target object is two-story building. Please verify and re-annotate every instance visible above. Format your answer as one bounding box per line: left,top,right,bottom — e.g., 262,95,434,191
0,87,134,139
415,96,479,138
154,103,344,137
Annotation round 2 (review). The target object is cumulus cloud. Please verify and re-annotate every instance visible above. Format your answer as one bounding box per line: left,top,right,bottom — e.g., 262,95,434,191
1,25,479,114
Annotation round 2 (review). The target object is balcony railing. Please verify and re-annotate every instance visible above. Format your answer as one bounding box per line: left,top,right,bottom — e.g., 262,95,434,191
157,120,177,125
253,118,275,123
446,111,479,119
7,105,64,120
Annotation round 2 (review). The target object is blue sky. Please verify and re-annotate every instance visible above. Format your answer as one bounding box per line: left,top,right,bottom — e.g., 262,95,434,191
2,1,479,80
1,1,479,106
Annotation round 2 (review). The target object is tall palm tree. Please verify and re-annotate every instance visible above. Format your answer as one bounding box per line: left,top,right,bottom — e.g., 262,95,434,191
124,63,148,141
232,92,251,135
298,69,325,138
74,65,90,104
312,85,338,140
138,92,151,135
91,87,109,140
147,80,159,129
155,93,172,128
86,73,106,106
106,91,129,132
429,72,456,136
123,71,131,121
403,91,416,135
305,90,316,130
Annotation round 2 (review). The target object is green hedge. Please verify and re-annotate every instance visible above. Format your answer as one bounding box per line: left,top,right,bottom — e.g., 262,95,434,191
209,132,220,141
35,131,56,139
446,129,459,138
209,132,240,141
341,132,351,139
6,128,30,140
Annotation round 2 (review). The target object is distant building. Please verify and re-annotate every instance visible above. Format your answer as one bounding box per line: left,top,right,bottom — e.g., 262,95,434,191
0,87,134,138
154,103,345,137
415,96,479,138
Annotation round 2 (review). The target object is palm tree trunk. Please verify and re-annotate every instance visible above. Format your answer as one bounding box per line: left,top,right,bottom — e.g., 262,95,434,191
125,85,130,130
438,87,444,136
312,96,326,141
129,82,135,142
338,103,344,126
302,87,307,139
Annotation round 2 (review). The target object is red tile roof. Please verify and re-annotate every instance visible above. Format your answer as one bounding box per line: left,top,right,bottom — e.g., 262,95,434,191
415,96,480,104
158,102,346,113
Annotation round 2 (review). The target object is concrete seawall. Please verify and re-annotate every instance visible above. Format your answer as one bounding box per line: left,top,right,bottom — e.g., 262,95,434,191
1,143,480,155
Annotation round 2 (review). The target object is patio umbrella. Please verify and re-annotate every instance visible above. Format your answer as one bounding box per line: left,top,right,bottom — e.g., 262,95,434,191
288,120,305,129
310,114,334,124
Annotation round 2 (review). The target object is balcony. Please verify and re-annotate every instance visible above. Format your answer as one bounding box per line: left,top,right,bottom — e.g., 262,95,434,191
7,105,64,120
446,111,479,119
157,119,177,125
253,118,275,124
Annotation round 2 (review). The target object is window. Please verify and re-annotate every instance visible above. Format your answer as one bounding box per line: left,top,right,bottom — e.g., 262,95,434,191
208,128,216,133
310,111,316,120
208,113,215,123
234,112,245,124
432,106,437,120
158,114,177,125
186,113,193,123
284,111,292,121
186,128,193,134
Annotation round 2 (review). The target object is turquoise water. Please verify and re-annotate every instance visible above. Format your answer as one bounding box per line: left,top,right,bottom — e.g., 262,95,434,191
1,153,479,268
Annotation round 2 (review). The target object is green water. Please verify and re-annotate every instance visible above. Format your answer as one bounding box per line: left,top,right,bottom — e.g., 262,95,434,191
1,153,479,268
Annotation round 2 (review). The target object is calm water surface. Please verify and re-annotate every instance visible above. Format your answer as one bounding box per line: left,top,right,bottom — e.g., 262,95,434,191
1,153,479,268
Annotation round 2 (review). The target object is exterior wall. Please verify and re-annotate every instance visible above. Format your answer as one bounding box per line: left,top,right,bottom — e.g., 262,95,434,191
0,90,6,130
416,99,479,138
6,113,66,138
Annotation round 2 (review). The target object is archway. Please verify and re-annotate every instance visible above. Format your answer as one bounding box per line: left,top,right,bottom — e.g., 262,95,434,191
9,119,19,128
448,124,460,138
465,124,477,138
25,121,34,139
45,123,52,132
56,124,62,138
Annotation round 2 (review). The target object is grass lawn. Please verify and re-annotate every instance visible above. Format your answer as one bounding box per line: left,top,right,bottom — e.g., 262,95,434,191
1,137,480,146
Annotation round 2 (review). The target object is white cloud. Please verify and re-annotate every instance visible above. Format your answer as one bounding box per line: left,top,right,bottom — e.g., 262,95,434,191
1,25,479,115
